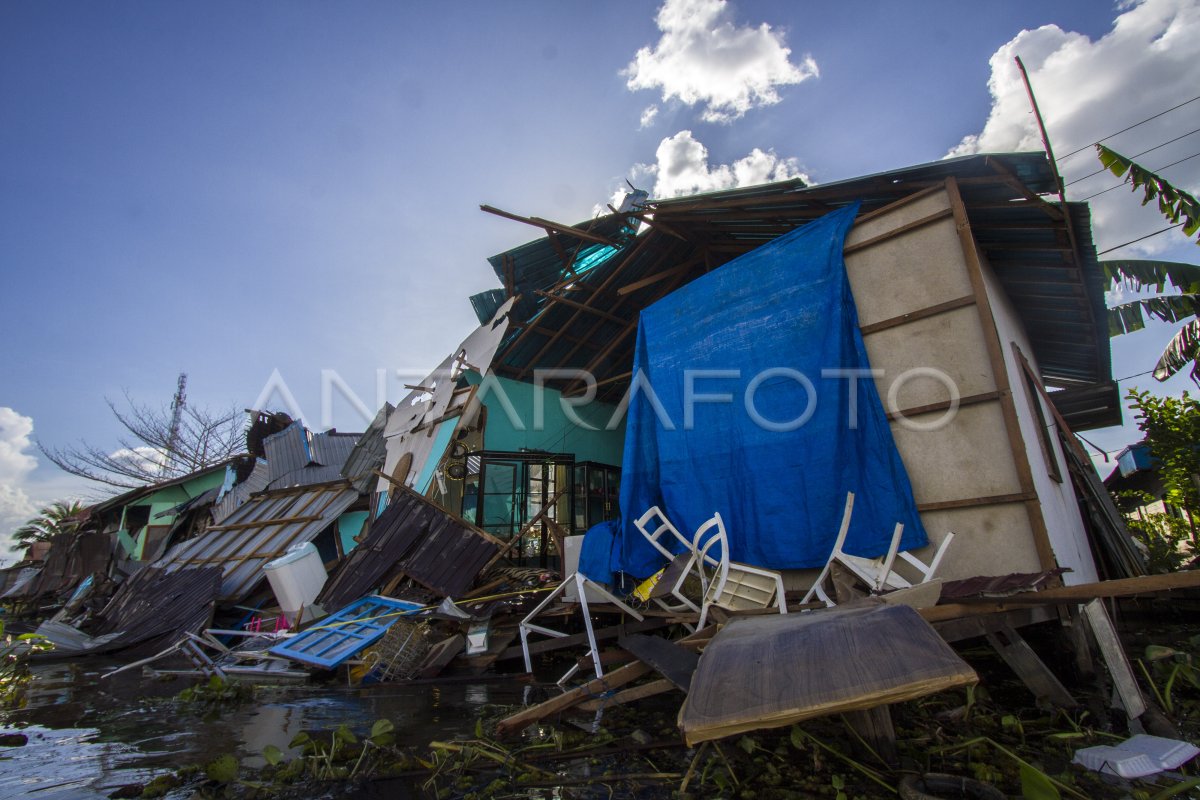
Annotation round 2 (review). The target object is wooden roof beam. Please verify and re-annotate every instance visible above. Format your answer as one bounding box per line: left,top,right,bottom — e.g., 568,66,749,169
533,290,630,325
511,229,666,380
983,157,1064,221
480,204,616,247
609,205,688,241
617,253,704,296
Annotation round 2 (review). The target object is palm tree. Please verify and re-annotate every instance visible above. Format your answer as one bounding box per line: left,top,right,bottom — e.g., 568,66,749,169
12,501,87,547
1105,259,1200,383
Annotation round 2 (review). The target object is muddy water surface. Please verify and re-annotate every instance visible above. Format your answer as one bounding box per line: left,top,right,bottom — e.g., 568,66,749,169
0,659,521,799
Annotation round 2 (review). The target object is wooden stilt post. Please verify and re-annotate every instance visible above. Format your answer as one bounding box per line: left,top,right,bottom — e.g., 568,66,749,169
844,707,899,766
985,624,1077,708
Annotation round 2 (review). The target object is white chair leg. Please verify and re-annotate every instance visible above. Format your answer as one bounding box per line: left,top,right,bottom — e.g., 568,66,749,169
802,561,835,606
520,625,533,673
874,523,905,591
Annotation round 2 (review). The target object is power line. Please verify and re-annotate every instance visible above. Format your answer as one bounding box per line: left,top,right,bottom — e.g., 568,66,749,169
1114,368,1156,382
1079,151,1200,201
1058,95,1200,161
1065,127,1200,186
1099,221,1185,253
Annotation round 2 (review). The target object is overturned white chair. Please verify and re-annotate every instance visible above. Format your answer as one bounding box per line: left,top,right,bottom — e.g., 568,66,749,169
519,571,644,684
802,491,955,606
690,512,788,630
633,506,705,621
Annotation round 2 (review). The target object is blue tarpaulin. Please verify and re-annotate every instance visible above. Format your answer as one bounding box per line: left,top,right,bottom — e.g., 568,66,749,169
578,520,619,584
615,203,927,579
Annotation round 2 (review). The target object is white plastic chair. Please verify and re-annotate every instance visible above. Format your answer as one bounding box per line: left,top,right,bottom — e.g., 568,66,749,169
691,512,787,630
802,492,956,606
634,506,705,623
801,492,858,607
634,505,692,561
519,572,644,684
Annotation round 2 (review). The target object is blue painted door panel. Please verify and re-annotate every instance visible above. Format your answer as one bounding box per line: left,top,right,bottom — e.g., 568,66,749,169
269,596,421,668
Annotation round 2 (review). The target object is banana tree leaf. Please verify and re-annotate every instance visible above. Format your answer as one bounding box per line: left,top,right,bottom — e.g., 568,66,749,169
1155,318,1200,382
1103,260,1200,295
1108,295,1200,336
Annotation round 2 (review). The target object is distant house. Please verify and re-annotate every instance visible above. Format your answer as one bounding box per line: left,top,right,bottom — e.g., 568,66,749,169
90,462,232,562
1105,442,1175,519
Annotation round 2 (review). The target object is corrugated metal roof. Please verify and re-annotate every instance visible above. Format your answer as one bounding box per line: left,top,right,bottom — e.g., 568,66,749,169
483,152,1111,397
319,485,500,608
91,460,235,516
261,423,361,491
1,532,113,601
156,483,360,603
213,459,271,524
1049,381,1123,432
90,566,223,652
263,422,313,477
341,403,394,494
400,518,498,599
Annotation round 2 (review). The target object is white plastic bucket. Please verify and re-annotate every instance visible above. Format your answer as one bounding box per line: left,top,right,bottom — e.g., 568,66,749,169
263,542,327,624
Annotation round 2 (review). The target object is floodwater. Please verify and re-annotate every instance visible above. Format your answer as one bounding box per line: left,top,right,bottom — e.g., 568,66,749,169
0,659,528,799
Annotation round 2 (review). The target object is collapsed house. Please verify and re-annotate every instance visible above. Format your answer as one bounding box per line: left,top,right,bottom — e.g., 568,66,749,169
15,151,1199,753
372,153,1134,592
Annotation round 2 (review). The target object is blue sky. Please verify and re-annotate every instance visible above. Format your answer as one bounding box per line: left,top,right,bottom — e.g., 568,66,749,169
1,0,1198,530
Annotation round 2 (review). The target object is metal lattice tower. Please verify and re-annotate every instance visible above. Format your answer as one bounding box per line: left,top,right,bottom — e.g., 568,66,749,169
164,372,187,474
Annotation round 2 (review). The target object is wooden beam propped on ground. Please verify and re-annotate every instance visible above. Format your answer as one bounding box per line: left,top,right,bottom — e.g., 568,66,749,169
495,626,716,737
985,624,1077,708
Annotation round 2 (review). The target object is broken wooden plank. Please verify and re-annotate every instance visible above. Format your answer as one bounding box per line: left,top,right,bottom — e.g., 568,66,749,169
1082,599,1146,719
578,678,676,712
495,625,716,737
921,570,1200,622
496,661,653,737
619,633,699,692
985,624,1077,708
479,204,616,246
416,634,465,680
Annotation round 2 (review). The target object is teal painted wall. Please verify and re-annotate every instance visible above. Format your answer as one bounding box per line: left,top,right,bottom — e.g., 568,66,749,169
470,374,625,465
337,511,369,555
124,469,227,559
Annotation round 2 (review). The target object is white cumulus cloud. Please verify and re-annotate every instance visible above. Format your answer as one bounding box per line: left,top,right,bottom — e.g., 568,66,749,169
635,130,808,199
624,0,818,123
639,105,660,129
0,407,39,543
949,0,1200,255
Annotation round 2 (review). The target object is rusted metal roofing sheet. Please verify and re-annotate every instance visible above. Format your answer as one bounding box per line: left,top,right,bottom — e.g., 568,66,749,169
35,566,223,658
92,566,222,645
319,485,501,608
402,519,500,600
156,482,359,603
